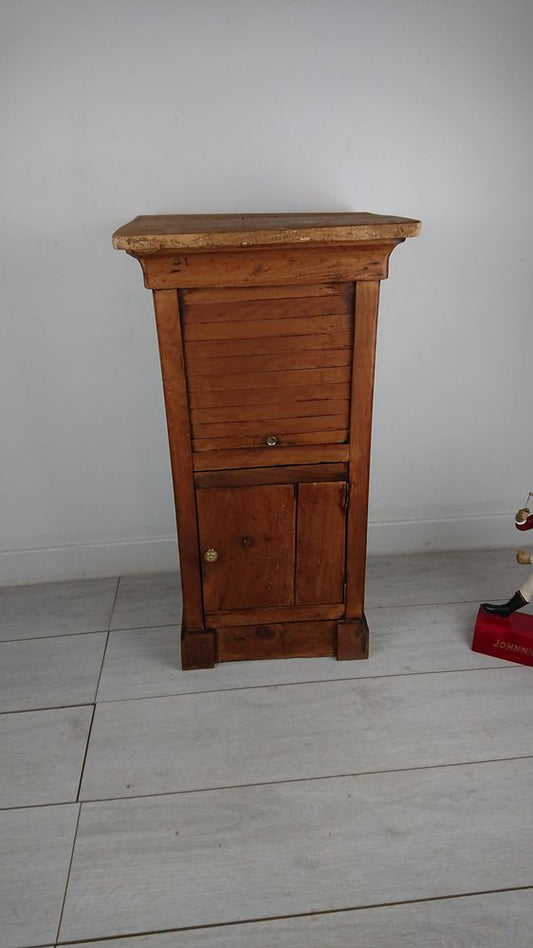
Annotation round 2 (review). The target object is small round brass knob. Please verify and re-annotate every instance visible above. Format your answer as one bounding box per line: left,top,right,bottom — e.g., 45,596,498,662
203,548,219,563
265,435,278,447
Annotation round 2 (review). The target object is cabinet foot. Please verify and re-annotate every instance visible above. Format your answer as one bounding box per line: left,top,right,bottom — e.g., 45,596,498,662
336,617,369,660
181,627,216,670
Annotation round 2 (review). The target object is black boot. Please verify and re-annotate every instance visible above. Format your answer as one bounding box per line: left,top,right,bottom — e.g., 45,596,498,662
482,591,527,618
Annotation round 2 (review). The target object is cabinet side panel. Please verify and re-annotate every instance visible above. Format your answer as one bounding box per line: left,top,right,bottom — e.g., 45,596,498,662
295,482,347,605
152,289,204,628
345,280,380,618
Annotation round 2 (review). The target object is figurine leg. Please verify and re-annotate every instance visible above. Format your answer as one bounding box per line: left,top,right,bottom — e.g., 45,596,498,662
520,572,533,602
482,590,527,618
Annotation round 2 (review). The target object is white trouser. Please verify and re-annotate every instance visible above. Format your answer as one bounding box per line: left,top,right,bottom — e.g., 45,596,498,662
520,571,533,602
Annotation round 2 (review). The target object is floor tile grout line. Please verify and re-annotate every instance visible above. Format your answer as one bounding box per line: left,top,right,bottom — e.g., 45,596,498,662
75,703,97,804
72,626,113,800
94,661,523,706
75,752,533,807
93,628,111,705
106,576,122,631
54,799,83,946
0,663,520,717
54,883,533,945
0,628,111,645
0,702,97,716
4,752,533,813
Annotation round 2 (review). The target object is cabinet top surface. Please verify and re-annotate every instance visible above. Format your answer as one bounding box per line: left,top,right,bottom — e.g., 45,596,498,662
112,212,421,253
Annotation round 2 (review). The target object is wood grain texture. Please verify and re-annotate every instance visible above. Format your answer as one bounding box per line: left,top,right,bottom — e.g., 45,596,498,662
181,281,348,303
194,462,348,489
190,399,349,425
63,759,533,941
185,347,352,377
180,628,215,671
215,620,337,661
115,214,419,666
112,212,421,252
207,603,344,625
152,290,203,629
188,381,350,408
196,485,296,611
183,312,351,341
187,365,351,393
193,444,350,471
185,329,352,359
296,482,346,604
140,243,398,289
193,430,348,452
345,280,380,618
182,293,351,323
337,616,369,660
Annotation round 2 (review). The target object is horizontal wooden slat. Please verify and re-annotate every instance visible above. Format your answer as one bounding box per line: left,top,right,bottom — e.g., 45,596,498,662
193,444,350,471
184,330,353,359
188,381,351,410
183,295,350,324
141,243,396,288
194,462,348,488
181,282,352,304
215,620,337,661
193,430,348,452
193,413,348,438
185,347,352,377
183,313,350,342
207,604,345,626
188,365,351,393
191,399,349,426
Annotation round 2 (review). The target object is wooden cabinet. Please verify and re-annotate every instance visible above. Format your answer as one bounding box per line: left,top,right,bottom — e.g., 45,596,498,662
113,213,420,668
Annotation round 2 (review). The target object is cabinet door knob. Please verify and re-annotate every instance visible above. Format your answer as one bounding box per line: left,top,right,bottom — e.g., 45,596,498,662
265,435,278,447
203,548,219,563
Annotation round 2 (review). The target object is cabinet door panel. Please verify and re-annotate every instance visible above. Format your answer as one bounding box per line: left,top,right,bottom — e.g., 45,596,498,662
295,482,346,605
197,485,296,612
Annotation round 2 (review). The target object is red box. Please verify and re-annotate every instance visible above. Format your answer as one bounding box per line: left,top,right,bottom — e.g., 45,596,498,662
472,606,533,666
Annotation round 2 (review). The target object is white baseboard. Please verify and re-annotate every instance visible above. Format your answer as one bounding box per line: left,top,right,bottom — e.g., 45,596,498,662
367,513,514,556
0,514,518,586
0,537,180,586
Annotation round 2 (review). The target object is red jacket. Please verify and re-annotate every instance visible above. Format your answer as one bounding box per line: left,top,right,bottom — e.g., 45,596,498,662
516,514,533,532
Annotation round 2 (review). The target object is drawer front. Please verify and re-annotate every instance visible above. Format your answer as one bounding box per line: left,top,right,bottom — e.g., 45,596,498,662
180,283,354,455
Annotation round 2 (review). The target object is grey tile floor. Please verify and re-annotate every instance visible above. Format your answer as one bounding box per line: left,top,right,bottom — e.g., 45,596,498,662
1,550,533,947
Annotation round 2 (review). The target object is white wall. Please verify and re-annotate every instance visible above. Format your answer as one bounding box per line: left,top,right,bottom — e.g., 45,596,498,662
1,0,532,583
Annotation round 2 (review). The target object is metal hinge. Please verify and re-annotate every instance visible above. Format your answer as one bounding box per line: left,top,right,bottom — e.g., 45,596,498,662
343,482,350,509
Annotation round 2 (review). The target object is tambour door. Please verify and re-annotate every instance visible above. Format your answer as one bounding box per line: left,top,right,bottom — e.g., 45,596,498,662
180,283,354,456
197,481,347,615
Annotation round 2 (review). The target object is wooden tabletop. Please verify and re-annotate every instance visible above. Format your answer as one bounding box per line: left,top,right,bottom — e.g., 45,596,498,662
112,213,421,253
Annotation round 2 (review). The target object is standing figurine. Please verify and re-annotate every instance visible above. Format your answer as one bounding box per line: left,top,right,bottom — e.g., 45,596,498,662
483,494,533,617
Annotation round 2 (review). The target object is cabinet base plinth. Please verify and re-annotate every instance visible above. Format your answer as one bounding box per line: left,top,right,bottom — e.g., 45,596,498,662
181,617,371,666
181,627,216,670
336,617,369,661
213,620,337,663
